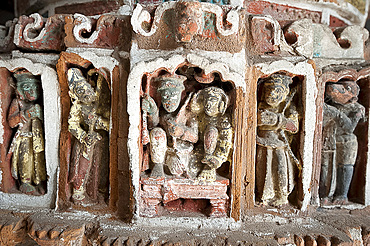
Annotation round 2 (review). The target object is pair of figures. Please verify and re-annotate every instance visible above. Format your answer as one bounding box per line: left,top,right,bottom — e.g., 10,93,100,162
7,71,46,195
142,75,233,182
320,80,365,205
67,68,110,204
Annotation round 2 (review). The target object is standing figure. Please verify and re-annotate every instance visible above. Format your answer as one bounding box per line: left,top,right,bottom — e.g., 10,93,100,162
256,74,299,206
67,68,110,204
320,80,365,205
191,87,233,182
7,71,46,195
142,75,198,178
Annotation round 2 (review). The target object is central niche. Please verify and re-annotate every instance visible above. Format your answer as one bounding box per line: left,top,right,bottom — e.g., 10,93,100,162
138,65,235,217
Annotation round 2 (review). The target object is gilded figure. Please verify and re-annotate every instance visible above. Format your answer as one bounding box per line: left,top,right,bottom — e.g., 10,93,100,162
191,87,233,182
7,71,46,195
67,67,110,205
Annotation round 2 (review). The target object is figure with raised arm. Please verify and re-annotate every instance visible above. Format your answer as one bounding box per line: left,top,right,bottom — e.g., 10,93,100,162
67,67,110,204
256,74,299,206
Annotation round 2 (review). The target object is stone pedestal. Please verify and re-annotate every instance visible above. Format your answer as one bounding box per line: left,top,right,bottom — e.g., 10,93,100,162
140,177,229,217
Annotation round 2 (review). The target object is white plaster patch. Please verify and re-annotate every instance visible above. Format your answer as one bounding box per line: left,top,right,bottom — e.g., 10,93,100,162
0,58,61,209
135,216,241,230
66,49,119,85
12,50,60,66
255,60,317,211
347,227,364,245
117,5,132,16
128,44,246,219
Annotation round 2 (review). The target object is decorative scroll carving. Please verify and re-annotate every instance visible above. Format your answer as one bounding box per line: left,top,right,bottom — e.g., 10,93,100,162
14,13,65,51
72,14,100,44
250,16,369,59
284,19,369,59
132,1,239,41
250,15,283,54
64,14,123,48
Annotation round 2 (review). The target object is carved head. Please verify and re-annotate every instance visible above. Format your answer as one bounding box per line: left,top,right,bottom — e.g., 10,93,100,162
67,68,97,104
157,75,186,113
263,74,291,107
175,1,202,42
325,80,360,105
14,72,40,102
202,87,229,117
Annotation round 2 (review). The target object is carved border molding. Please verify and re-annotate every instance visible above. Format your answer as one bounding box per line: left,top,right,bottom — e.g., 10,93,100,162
131,2,239,40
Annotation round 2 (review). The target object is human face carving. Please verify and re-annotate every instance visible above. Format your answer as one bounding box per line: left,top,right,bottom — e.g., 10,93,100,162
159,88,182,113
72,82,97,104
326,81,359,105
17,81,39,102
264,84,288,107
204,96,221,117
68,68,97,104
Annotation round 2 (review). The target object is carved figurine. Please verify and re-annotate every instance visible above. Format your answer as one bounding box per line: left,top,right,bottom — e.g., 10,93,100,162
67,68,110,204
256,74,299,206
7,71,46,195
142,75,198,178
191,87,233,182
320,80,365,205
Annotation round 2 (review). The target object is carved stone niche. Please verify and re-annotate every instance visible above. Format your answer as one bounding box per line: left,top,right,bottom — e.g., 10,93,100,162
0,59,60,208
311,66,370,207
56,52,119,211
127,54,247,221
251,60,318,210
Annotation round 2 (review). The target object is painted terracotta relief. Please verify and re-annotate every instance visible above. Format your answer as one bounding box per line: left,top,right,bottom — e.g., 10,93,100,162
67,67,111,205
320,80,365,205
140,66,234,217
6,70,46,195
256,74,300,207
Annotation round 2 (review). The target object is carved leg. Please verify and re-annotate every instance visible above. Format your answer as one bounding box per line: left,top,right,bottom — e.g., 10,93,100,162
209,199,227,217
334,164,354,205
